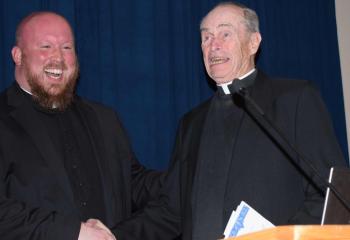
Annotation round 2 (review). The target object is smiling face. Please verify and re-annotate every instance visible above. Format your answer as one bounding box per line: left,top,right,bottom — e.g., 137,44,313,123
200,5,261,84
12,12,79,109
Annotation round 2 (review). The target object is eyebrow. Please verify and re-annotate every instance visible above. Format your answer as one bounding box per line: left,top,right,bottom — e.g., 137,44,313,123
200,27,210,33
200,23,234,32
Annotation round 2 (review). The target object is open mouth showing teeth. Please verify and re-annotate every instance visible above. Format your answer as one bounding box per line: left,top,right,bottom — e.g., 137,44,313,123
210,57,229,65
44,68,63,79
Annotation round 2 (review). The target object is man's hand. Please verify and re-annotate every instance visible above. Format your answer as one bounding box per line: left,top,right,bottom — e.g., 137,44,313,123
78,219,116,240
85,219,114,235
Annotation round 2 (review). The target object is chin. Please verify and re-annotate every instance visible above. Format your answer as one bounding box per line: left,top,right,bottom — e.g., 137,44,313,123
49,85,67,95
210,75,231,84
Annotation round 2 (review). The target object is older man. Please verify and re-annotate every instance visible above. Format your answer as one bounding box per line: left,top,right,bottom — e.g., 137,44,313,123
0,12,162,240
113,2,346,240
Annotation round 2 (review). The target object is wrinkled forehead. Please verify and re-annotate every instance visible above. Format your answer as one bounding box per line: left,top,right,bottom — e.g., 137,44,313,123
200,5,244,31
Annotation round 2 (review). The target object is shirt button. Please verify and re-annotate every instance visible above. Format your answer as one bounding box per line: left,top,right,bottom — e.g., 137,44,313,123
81,201,87,207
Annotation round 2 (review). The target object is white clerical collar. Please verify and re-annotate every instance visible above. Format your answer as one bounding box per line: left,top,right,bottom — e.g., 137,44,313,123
218,68,256,95
19,85,58,109
19,85,33,95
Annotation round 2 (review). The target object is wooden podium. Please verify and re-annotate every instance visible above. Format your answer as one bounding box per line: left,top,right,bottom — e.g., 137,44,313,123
226,225,350,240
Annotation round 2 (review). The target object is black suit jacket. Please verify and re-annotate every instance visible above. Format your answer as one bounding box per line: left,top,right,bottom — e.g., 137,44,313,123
115,70,347,240
0,83,163,240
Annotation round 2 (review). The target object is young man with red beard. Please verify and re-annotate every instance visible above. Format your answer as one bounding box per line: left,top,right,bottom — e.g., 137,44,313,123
0,12,162,240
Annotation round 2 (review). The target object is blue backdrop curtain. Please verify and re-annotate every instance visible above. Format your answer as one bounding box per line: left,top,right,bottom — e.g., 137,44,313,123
0,0,347,170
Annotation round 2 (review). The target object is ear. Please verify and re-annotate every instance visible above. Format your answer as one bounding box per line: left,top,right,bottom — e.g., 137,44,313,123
11,46,23,66
249,32,262,55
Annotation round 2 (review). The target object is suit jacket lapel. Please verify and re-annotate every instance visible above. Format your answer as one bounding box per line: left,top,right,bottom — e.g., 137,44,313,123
185,99,212,181
180,99,211,240
250,70,274,115
74,99,117,225
7,84,76,207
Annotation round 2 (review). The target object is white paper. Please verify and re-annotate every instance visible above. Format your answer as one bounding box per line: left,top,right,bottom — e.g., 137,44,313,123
223,201,275,238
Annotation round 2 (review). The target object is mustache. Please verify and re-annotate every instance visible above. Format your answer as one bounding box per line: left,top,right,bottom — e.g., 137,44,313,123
44,61,68,70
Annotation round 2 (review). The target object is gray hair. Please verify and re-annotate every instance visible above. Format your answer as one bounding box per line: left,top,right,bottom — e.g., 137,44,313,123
202,1,260,33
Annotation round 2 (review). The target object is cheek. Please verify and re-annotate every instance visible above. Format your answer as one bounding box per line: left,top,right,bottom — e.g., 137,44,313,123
25,57,44,70
225,38,241,51
64,55,77,69
24,51,42,61
202,47,209,63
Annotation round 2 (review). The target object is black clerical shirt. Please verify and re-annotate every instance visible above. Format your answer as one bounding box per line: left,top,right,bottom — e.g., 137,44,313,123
21,88,106,222
192,72,257,240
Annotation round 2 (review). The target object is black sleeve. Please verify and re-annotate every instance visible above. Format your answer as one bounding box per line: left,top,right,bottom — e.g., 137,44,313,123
0,167,80,240
114,166,181,240
288,82,348,223
113,120,185,240
130,156,166,210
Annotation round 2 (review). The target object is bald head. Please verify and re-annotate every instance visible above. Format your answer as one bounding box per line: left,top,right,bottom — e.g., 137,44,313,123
15,12,74,47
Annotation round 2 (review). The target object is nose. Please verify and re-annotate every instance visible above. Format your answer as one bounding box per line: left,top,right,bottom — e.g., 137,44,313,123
210,37,222,51
51,47,64,62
